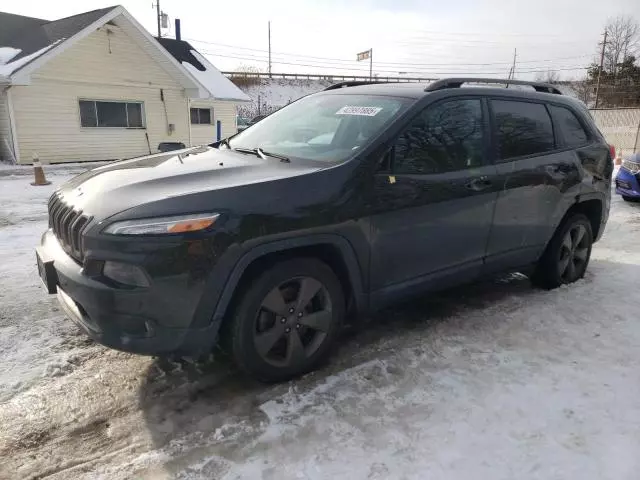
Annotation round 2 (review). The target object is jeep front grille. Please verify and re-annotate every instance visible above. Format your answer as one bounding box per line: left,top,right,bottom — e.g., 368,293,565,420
48,193,91,262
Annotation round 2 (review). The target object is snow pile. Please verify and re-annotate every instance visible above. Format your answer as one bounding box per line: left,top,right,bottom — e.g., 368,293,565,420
183,50,250,102
237,78,333,119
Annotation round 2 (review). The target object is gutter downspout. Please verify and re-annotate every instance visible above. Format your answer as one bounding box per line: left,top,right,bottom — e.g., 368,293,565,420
187,96,192,147
4,86,19,164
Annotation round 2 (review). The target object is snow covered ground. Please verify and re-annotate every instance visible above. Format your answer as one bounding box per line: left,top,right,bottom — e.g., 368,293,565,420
1,168,640,479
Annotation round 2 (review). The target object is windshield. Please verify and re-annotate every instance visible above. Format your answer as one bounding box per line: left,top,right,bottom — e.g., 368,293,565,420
229,94,411,163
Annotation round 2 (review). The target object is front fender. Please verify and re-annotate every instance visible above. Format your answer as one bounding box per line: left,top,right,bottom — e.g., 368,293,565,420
191,233,368,348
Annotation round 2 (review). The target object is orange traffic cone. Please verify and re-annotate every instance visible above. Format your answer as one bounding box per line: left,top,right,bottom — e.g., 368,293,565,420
31,154,51,186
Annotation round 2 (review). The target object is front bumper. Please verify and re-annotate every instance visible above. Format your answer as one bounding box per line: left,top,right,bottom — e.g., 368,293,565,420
37,230,218,356
615,168,640,198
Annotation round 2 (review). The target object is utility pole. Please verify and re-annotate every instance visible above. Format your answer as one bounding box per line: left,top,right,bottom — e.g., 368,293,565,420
268,21,272,78
505,48,516,88
510,48,517,79
154,0,161,38
594,29,608,109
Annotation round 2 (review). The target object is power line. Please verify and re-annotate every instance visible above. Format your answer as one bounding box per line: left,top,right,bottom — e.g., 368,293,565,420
198,49,589,75
186,37,592,68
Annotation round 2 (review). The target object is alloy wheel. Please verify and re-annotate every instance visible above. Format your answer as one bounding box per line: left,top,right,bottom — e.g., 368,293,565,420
253,276,333,367
558,224,590,282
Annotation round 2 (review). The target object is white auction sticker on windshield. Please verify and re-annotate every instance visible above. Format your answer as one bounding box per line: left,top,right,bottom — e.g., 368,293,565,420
336,106,383,116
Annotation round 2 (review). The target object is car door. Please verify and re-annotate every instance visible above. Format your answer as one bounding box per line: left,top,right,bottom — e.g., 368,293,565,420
483,98,582,274
367,97,499,306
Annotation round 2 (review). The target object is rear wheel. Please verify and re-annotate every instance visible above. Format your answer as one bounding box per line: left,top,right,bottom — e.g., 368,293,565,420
227,258,345,382
532,214,593,289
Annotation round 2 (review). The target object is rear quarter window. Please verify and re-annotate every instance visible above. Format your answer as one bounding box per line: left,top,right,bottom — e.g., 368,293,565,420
549,105,589,148
491,100,555,161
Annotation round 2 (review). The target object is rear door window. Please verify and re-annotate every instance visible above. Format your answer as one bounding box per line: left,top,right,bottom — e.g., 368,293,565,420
491,100,555,161
549,105,589,147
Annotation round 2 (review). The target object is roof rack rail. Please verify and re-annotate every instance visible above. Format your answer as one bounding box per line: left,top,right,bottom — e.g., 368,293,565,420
324,81,390,91
425,77,563,95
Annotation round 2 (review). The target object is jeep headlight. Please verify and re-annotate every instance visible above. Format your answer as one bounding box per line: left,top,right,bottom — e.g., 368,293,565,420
103,213,220,235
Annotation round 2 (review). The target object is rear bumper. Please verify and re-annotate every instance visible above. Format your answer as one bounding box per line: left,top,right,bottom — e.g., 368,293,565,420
615,168,640,198
39,230,218,356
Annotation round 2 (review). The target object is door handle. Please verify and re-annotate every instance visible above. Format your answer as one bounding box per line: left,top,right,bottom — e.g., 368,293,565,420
465,176,492,191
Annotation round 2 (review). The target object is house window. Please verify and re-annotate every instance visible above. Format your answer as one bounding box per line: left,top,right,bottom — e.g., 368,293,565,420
190,108,212,125
79,100,145,128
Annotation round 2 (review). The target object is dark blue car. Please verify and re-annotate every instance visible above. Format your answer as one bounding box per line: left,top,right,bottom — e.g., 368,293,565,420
615,153,640,201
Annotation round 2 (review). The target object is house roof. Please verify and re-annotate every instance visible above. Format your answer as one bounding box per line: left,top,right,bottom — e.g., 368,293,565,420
157,38,250,102
0,7,248,102
0,7,117,65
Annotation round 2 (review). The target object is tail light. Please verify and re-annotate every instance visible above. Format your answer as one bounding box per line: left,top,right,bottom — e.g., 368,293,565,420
609,144,616,159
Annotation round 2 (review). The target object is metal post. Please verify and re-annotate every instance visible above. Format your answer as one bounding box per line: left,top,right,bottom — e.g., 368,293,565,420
155,0,161,38
268,21,272,78
595,29,608,109
633,116,640,154
369,48,373,80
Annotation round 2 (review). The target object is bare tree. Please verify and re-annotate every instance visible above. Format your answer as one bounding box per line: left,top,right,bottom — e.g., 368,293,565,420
535,69,561,83
604,15,640,75
229,64,262,88
570,78,593,105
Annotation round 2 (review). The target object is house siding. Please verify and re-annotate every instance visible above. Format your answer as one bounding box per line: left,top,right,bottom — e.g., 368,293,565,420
0,89,14,163
213,100,239,140
189,99,238,146
189,99,216,146
10,25,189,164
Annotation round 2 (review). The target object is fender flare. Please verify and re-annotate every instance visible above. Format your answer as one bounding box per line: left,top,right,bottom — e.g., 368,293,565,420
210,233,367,332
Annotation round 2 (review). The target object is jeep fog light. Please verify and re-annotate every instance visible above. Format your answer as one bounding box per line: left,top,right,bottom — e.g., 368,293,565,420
103,261,150,287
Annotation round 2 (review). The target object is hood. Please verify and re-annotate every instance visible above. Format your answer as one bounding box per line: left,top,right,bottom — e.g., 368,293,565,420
57,146,321,219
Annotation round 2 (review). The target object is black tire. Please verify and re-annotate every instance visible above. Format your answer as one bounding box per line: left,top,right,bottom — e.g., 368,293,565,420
531,214,593,290
622,195,638,202
227,257,345,382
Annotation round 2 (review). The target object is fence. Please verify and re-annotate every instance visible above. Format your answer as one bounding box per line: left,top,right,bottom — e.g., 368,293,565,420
590,108,640,157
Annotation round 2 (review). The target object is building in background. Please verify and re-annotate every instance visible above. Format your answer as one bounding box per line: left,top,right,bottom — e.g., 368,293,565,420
0,6,249,164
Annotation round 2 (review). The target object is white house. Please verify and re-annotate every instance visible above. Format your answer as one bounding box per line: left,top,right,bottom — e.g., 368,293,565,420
0,6,250,164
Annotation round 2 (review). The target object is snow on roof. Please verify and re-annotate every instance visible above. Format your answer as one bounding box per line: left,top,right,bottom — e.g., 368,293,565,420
0,40,62,76
156,37,249,102
181,49,249,102
0,46,21,64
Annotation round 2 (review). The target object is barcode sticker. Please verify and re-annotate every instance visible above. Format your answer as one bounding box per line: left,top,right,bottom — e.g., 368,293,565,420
336,106,383,116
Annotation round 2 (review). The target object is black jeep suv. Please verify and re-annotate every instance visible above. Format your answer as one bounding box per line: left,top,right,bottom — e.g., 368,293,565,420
37,78,612,381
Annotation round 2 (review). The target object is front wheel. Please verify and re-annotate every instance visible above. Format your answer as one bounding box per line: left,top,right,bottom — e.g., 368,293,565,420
226,258,345,382
622,195,639,202
532,214,593,289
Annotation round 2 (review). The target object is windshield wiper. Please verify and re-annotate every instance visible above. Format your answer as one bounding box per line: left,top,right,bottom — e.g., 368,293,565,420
232,147,290,163
256,147,290,163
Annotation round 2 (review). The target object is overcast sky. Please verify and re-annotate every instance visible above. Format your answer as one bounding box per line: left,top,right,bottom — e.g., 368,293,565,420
3,0,639,80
